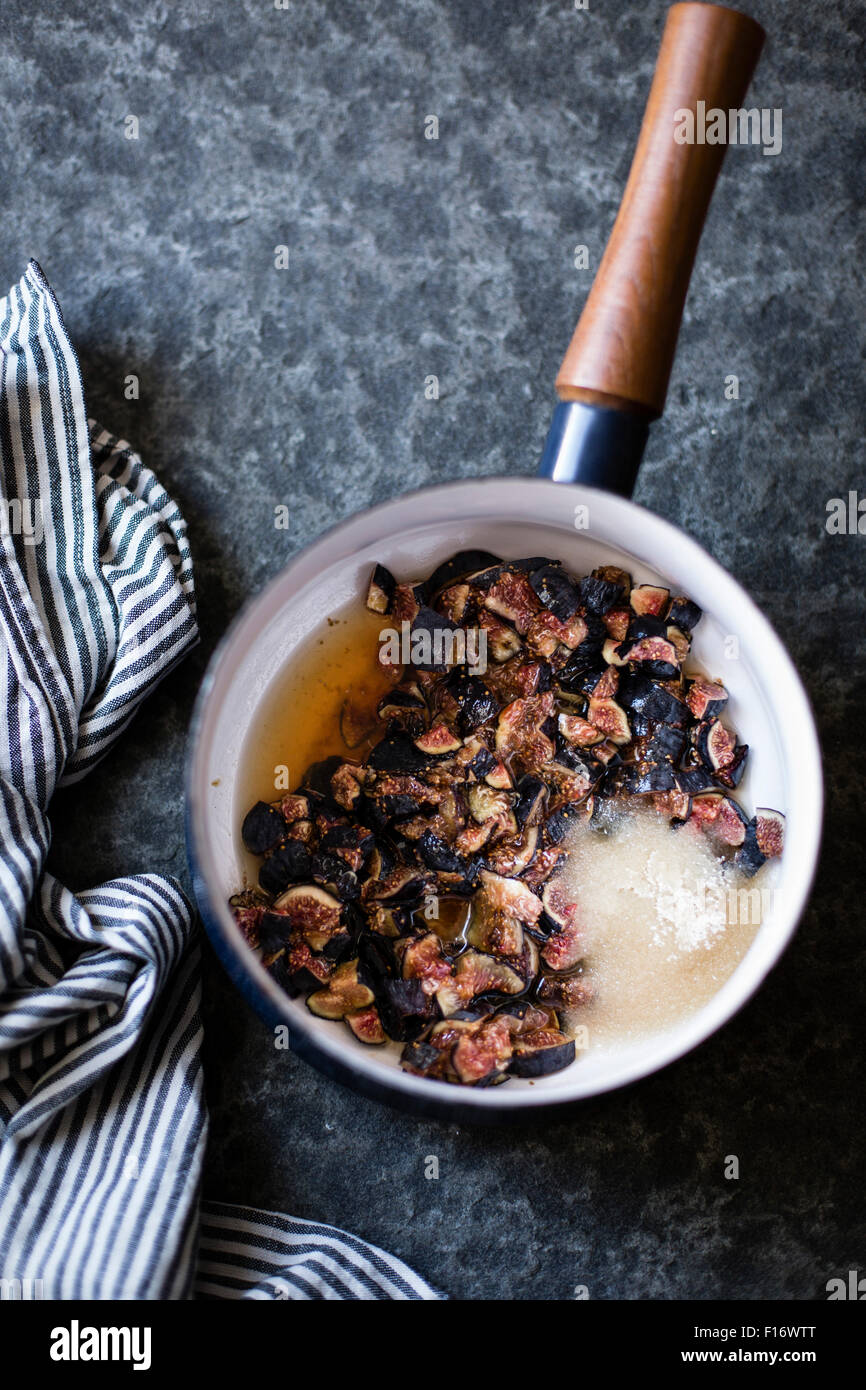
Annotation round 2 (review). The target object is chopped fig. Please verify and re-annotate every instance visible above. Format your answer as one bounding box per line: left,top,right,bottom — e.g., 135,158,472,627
436,583,471,623
417,829,464,874
484,653,545,701
329,762,363,810
452,1015,514,1084
653,789,692,823
602,637,628,667
587,695,631,745
735,823,766,877
484,760,513,790
619,635,680,680
465,743,497,779
259,840,313,894
309,851,361,901
483,569,543,634
307,959,374,1020
645,724,687,762
231,894,266,947
736,807,783,875
302,755,347,798
694,718,738,773
477,610,523,662
630,584,670,617
713,742,749,789
455,819,496,855
518,845,562,891
345,1005,387,1045
754,807,785,858
602,607,631,642
528,563,581,619
468,783,511,824
624,760,678,794
663,625,690,663
408,606,461,672
593,665,620,699
271,941,334,995
676,765,717,796
242,801,285,855
537,972,594,1009
580,574,624,614
392,583,420,625
478,869,543,925
363,864,431,905
539,880,573,932
427,549,502,596
514,775,548,827
414,722,462,755
377,686,426,728
400,931,454,993
467,902,525,957
540,886,582,970
690,792,723,827
447,672,499,735
279,793,311,823
558,714,603,747
286,818,315,842
616,672,689,726
666,596,702,632
542,760,595,802
526,608,587,658
366,904,405,937
707,795,750,848
366,563,396,614
593,565,631,597
436,950,526,1016
589,740,621,769
320,823,374,872
486,825,539,877
379,979,437,1040
272,884,344,950
367,731,432,774
509,1028,576,1078
495,691,556,770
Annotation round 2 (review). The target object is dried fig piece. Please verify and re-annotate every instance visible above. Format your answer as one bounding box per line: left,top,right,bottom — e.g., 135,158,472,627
307,959,375,1020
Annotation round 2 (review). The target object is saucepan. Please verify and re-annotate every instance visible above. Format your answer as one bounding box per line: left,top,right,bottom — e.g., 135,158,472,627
186,4,822,1120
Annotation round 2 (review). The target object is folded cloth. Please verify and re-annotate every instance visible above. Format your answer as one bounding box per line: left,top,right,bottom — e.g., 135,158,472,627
0,261,439,1300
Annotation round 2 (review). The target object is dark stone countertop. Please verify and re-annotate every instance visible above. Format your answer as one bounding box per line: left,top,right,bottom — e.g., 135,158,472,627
4,0,863,1299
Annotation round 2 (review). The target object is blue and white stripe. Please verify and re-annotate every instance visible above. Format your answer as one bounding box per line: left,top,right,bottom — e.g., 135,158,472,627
0,261,438,1301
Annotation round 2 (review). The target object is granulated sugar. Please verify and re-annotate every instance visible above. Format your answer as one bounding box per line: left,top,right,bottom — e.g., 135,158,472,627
560,806,771,1048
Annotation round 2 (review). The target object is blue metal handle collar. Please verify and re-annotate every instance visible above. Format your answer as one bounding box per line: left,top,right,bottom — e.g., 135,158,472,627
538,400,650,499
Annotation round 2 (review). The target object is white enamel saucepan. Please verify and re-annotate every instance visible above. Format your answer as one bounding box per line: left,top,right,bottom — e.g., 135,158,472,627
186,5,823,1120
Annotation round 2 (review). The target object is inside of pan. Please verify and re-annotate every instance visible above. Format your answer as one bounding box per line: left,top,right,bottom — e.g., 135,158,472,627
192,495,808,1102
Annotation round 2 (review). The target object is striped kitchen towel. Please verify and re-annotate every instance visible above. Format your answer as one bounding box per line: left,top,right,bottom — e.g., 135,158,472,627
0,261,439,1301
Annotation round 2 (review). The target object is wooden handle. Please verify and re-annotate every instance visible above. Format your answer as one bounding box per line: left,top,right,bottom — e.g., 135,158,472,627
556,2,764,418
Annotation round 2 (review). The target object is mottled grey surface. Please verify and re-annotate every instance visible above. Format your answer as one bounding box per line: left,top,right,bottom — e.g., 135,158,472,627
3,0,863,1299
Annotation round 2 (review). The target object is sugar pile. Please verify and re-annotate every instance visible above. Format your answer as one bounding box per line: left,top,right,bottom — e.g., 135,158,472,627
560,807,768,1047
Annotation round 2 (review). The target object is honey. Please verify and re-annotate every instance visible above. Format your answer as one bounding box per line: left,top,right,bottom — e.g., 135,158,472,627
237,600,394,814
